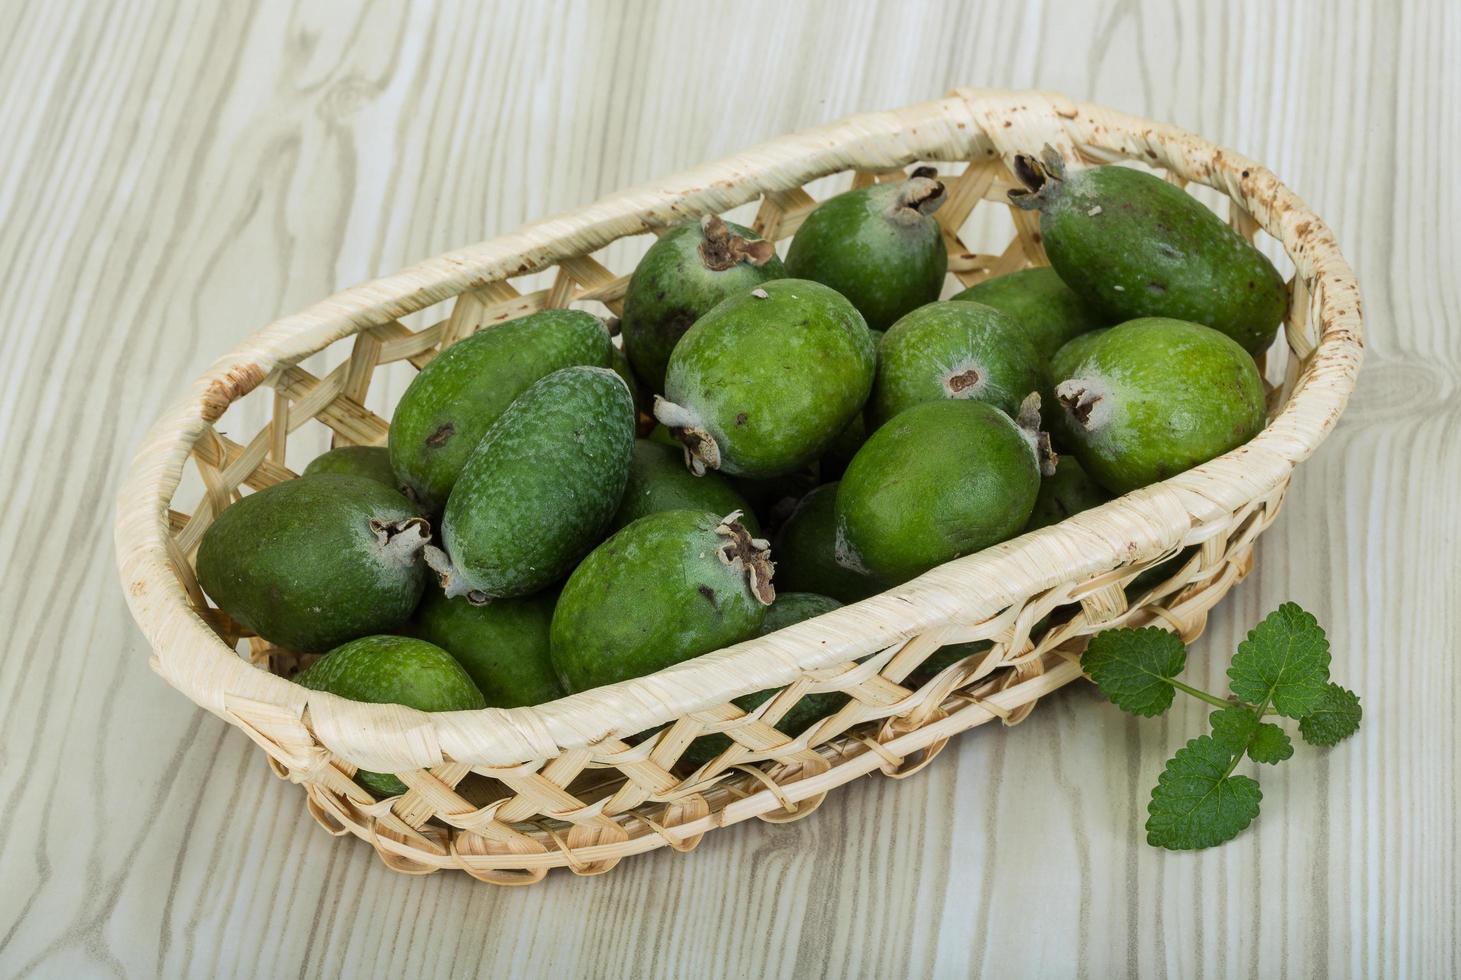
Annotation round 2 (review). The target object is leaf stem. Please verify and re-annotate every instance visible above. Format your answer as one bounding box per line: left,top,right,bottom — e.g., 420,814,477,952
1166,678,1233,710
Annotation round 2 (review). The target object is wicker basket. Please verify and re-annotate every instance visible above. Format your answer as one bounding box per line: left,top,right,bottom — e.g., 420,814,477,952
115,89,1362,884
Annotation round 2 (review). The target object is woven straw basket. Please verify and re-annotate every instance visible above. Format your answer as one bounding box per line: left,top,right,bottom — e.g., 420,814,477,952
115,89,1362,884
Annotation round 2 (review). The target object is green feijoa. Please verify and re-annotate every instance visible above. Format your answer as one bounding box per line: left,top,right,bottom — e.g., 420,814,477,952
621,215,785,392
951,266,1107,362
1024,455,1113,532
389,308,612,512
1009,150,1287,356
294,634,485,796
759,591,843,634
613,439,759,535
871,300,1043,425
836,398,1048,584
819,410,868,480
550,510,773,693
784,172,949,330
655,279,876,478
1052,317,1267,494
772,483,883,603
196,474,429,653
302,445,399,489
409,589,562,708
427,366,635,601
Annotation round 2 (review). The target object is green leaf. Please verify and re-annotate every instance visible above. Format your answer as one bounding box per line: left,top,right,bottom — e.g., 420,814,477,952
1246,723,1294,764
1082,627,1187,717
1146,735,1262,850
1298,683,1363,746
1227,602,1330,718
1208,706,1293,765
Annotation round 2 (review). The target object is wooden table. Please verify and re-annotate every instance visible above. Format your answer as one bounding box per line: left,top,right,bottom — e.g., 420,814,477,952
2,2,1455,976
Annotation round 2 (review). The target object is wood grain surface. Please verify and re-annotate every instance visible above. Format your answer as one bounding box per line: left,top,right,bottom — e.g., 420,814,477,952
1,1,1456,977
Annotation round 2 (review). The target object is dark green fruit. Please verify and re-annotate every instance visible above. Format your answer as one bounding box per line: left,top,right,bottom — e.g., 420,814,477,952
1024,455,1113,532
871,300,1043,424
819,410,868,480
951,266,1106,362
294,634,485,796
759,591,842,634
836,398,1048,584
784,172,949,330
613,439,758,535
426,366,635,600
655,279,876,478
1010,149,1287,356
772,483,883,603
409,590,562,708
728,467,821,534
621,215,785,392
302,445,399,489
196,474,429,652
1052,317,1267,494
389,308,612,512
550,510,773,693
609,341,647,427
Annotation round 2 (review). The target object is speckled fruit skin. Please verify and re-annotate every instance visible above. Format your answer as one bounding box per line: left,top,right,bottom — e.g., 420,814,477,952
294,635,485,796
836,399,1040,584
1052,317,1267,494
951,266,1107,362
784,180,948,330
613,439,758,534
1024,455,1113,532
409,590,562,708
872,300,1043,425
196,474,428,653
1012,154,1286,356
620,218,785,392
431,366,634,600
549,510,771,694
302,445,399,489
772,483,883,603
657,279,876,478
388,309,612,512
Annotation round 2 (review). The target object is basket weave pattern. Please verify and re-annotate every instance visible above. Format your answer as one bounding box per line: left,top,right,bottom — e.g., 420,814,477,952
115,90,1362,884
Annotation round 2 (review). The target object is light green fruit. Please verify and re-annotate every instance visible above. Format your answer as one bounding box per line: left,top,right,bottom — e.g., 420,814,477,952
196,474,428,653
409,590,562,708
427,366,635,600
302,445,399,489
388,309,612,512
835,398,1047,584
773,483,883,603
951,266,1107,362
784,172,949,331
620,215,785,392
550,510,773,694
759,591,843,635
1052,317,1267,494
656,279,876,478
1010,150,1287,356
295,634,485,796
871,300,1043,425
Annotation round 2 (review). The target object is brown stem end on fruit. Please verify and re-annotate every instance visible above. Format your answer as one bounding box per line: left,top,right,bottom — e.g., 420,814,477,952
699,214,776,271
422,545,489,604
1008,144,1068,211
1054,378,1113,439
652,396,721,476
715,510,775,606
893,176,947,219
1015,392,1058,476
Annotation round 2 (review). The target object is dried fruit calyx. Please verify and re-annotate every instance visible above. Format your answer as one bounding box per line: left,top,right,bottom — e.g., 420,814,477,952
698,214,776,271
714,510,775,606
1007,145,1068,211
892,175,948,220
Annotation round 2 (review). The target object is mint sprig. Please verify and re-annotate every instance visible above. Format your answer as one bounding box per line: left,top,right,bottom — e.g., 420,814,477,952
1081,602,1361,850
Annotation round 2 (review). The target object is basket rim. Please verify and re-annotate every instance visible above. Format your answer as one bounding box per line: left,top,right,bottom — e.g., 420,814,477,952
115,88,1363,769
